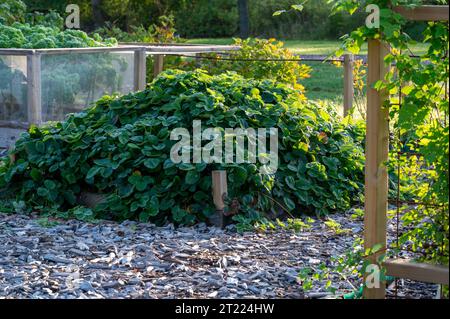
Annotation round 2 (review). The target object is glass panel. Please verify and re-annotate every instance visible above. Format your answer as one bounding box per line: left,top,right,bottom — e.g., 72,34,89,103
0,55,28,122
40,51,135,122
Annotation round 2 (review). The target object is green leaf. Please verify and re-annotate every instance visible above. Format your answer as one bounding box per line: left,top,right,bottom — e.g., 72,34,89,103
30,168,42,181
273,10,286,16
172,206,187,222
128,173,152,192
94,158,113,167
283,197,296,211
147,196,159,216
371,243,384,254
86,166,101,180
118,183,134,198
44,180,56,190
230,166,247,186
143,158,160,170
291,4,304,11
37,187,49,197
285,176,296,190
35,141,45,153
185,170,200,185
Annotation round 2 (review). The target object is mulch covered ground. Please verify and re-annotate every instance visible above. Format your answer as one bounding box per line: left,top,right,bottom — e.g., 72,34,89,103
0,211,438,299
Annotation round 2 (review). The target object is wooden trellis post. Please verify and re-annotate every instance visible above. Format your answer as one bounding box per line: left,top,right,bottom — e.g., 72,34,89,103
343,54,354,117
363,39,390,299
363,5,449,299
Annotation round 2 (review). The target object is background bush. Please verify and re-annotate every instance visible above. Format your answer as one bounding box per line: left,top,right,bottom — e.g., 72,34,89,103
248,0,365,40
173,0,239,38
18,0,366,40
18,0,427,40
178,38,311,92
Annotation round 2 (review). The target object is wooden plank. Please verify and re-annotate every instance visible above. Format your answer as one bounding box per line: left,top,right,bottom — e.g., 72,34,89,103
120,43,241,53
0,49,34,55
343,54,354,117
34,45,146,55
363,39,390,299
384,259,449,285
26,53,42,126
153,54,164,78
0,120,29,129
134,49,147,91
1,47,143,56
0,45,240,56
394,5,449,21
144,46,241,54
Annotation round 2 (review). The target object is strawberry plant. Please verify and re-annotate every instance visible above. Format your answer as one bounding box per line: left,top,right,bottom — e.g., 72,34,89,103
0,70,365,224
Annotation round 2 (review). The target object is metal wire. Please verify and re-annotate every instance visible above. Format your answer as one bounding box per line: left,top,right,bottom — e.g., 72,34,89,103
388,199,448,208
395,47,403,298
392,36,449,298
174,53,345,63
174,51,419,64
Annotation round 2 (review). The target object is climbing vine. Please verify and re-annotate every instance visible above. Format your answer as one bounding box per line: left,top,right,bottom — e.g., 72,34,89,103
299,0,449,297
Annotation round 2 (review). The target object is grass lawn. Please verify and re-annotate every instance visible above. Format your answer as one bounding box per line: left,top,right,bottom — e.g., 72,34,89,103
302,61,343,104
186,39,358,108
186,38,429,56
186,38,425,118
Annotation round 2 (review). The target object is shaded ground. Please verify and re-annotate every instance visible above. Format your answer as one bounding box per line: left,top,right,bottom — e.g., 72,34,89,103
0,212,438,299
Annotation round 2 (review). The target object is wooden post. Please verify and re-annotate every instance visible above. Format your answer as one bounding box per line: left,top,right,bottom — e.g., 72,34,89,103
27,52,42,125
343,54,354,117
153,54,164,78
212,170,227,211
195,53,202,68
134,48,147,91
363,40,390,299
211,170,228,228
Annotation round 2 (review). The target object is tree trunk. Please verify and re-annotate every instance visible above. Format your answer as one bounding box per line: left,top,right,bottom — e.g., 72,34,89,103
238,0,250,38
91,0,104,29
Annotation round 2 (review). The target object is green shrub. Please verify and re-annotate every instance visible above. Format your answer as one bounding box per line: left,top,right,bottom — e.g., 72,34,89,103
0,22,117,48
94,15,185,84
174,0,238,38
0,70,365,224
0,0,26,25
172,0,365,39
95,15,180,44
181,38,311,93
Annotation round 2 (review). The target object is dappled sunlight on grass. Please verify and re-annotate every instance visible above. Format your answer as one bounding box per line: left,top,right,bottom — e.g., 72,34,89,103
187,39,430,56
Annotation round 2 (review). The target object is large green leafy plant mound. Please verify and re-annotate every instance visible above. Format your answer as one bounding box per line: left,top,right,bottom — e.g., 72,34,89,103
0,70,365,224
